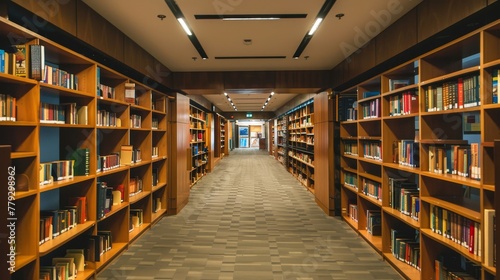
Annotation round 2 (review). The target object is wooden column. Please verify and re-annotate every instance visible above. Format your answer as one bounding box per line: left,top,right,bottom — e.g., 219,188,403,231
314,91,338,216
168,93,190,214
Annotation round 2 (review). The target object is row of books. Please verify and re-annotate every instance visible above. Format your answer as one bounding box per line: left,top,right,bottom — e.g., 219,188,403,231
87,231,113,262
97,182,124,220
362,178,381,202
424,75,480,112
97,153,120,172
40,249,86,280
43,63,79,90
152,118,159,129
366,209,381,236
390,228,420,270
388,178,419,221
360,98,380,119
430,204,481,257
288,151,314,165
434,255,481,280
393,140,419,168
39,148,90,185
129,208,144,231
348,203,358,222
152,146,159,158
0,93,16,121
119,145,142,165
343,142,358,156
427,143,480,180
39,160,74,185
40,102,88,125
362,141,382,161
129,176,144,197
0,47,25,77
343,172,357,189
130,114,142,128
40,200,86,245
97,109,122,127
338,95,357,121
190,132,204,142
388,91,419,116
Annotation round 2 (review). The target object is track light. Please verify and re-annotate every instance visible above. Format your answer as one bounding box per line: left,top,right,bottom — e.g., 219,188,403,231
308,18,323,35
177,18,192,35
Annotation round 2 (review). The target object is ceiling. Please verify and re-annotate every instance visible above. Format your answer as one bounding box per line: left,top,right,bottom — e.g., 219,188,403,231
82,0,421,112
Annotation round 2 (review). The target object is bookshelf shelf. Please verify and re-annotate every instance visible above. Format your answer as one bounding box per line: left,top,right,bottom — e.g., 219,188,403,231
421,228,482,264
129,222,151,242
383,207,420,228
39,221,95,256
94,242,128,272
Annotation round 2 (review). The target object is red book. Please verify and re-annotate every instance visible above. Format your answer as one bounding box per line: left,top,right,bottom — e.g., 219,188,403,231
457,77,464,109
469,220,474,254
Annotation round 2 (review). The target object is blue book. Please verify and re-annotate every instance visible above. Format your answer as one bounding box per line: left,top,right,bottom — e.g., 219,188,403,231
0,49,4,73
362,91,380,98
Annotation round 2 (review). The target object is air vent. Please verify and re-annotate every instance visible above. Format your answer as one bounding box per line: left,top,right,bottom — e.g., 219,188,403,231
195,14,307,20
215,56,286,60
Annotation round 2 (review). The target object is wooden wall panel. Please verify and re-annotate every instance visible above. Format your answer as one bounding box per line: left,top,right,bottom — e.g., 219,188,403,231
274,70,329,90
76,1,124,61
417,0,486,42
12,0,77,35
173,72,224,91
375,8,418,64
123,36,149,74
347,39,376,81
224,71,275,89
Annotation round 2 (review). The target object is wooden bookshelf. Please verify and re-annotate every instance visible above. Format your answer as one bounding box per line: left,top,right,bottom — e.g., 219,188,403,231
286,99,315,193
338,19,500,280
214,113,228,160
189,104,208,187
268,119,276,157
0,18,169,279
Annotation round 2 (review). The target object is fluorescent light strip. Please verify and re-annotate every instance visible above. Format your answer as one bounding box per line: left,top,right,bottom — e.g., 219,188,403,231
177,18,192,35
308,18,323,35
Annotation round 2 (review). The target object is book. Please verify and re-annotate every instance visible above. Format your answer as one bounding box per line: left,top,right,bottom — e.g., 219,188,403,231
120,145,133,166
484,209,495,267
125,82,135,104
69,148,90,176
97,182,107,219
13,44,27,77
29,44,45,80
64,249,85,272
77,105,88,125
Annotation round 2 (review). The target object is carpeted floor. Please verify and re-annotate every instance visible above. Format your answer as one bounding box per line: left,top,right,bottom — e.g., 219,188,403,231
97,148,404,280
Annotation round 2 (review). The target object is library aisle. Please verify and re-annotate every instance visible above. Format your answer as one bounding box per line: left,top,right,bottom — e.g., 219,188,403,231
97,148,403,279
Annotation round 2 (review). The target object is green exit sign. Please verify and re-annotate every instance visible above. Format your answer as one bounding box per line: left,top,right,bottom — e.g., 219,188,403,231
246,113,253,118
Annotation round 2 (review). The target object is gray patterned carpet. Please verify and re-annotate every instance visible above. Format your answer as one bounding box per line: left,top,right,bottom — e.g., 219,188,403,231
97,148,403,280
